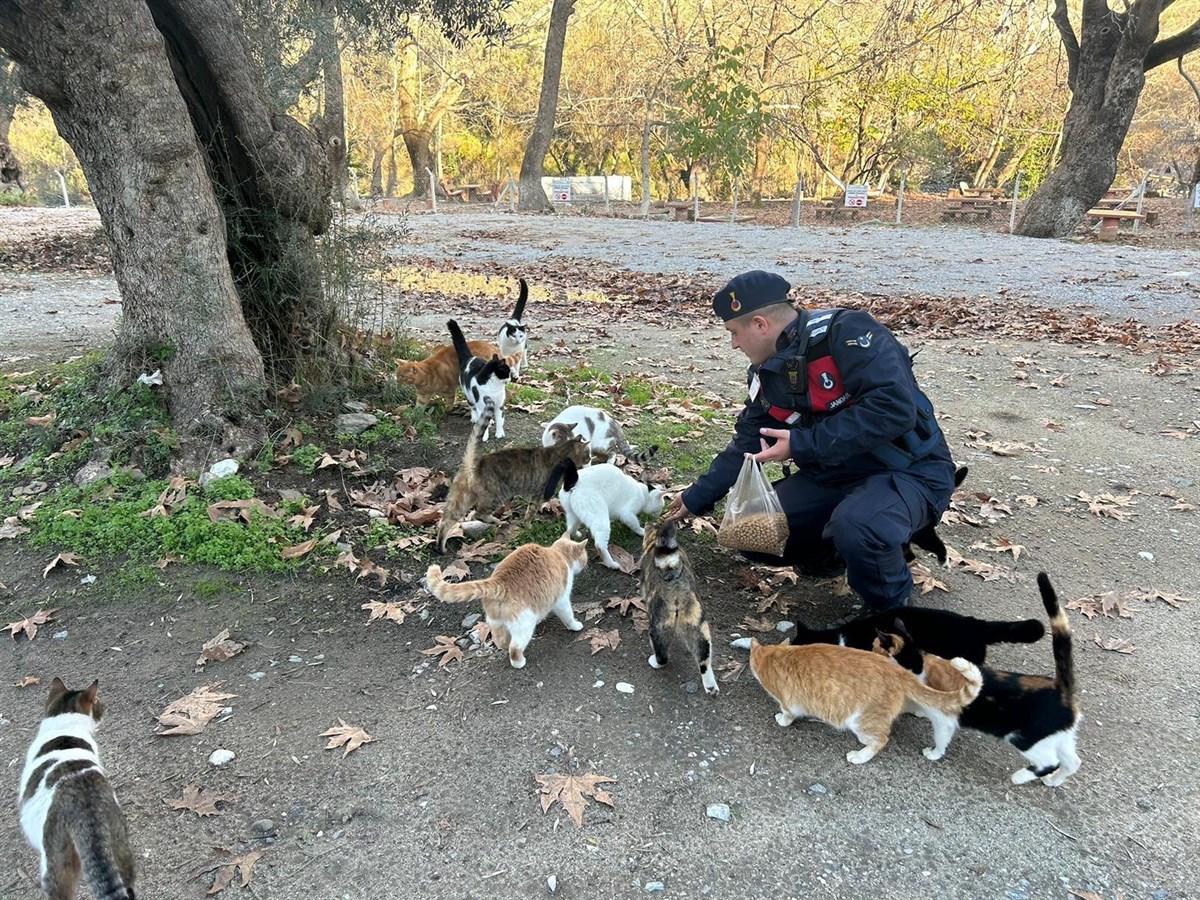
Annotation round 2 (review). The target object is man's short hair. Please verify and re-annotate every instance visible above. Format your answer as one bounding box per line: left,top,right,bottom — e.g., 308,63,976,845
727,301,796,327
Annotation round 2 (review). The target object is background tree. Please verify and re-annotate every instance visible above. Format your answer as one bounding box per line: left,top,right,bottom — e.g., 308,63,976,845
518,0,576,211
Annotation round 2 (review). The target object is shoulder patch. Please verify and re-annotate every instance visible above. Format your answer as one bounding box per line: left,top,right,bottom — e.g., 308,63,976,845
845,331,873,348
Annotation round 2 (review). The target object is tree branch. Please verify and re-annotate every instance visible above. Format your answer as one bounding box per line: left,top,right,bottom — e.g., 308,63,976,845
1177,54,1200,114
1145,16,1200,70
1051,0,1080,91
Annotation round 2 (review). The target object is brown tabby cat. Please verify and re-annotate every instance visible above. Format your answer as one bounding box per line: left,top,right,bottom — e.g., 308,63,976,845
436,401,590,553
425,534,589,668
395,339,504,405
748,638,982,764
641,520,718,695
19,679,135,900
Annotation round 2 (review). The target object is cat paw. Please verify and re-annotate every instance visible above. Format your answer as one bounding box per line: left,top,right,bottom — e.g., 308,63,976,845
774,711,794,727
846,748,876,765
509,655,527,669
922,747,945,761
647,654,663,669
566,619,584,632
1010,768,1037,785
702,679,719,697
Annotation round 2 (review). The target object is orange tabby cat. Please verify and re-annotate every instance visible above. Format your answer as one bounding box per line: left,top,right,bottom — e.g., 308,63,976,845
425,534,588,669
396,340,503,406
748,638,982,764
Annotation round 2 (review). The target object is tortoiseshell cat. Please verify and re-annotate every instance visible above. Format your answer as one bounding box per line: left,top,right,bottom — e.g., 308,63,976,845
19,679,135,900
396,338,504,406
641,520,718,695
425,534,588,668
436,401,590,552
877,573,1082,786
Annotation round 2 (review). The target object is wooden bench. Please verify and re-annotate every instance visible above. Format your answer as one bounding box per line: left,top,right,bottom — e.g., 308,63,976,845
942,192,995,221
666,201,694,222
1086,207,1146,241
814,201,865,223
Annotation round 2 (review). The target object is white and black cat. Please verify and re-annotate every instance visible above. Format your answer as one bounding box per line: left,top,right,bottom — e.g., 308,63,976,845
541,405,656,464
880,573,1082,786
19,678,135,900
448,318,513,441
497,278,528,379
544,459,665,569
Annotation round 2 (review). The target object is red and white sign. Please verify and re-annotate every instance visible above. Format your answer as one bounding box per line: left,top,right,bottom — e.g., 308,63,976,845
844,185,869,208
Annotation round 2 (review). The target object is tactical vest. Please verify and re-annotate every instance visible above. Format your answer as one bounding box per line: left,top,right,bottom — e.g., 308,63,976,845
761,309,944,470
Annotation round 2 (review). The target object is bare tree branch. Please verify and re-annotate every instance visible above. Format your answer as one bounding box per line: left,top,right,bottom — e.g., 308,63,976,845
1145,16,1200,70
1178,54,1200,115
1051,0,1080,91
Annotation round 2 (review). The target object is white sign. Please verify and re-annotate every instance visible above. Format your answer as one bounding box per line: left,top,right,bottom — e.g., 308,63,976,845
844,185,869,208
1193,183,1200,209
551,179,572,203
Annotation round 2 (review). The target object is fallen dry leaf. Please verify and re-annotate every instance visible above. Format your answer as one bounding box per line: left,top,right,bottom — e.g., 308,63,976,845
576,627,621,654
320,719,374,757
909,563,950,594
946,548,1012,582
717,657,746,683
279,538,316,561
440,560,471,582
165,783,235,817
1015,495,1040,507
420,635,464,668
1127,589,1193,609
605,595,645,616
287,505,320,532
13,675,41,688
42,552,81,578
197,849,263,896
155,683,236,736
471,620,494,646
7,608,59,640
0,520,30,540
361,600,409,626
606,544,639,575
1093,634,1136,654
195,630,246,671
1075,492,1137,521
739,615,775,633
968,537,1025,562
533,772,616,827
207,498,280,525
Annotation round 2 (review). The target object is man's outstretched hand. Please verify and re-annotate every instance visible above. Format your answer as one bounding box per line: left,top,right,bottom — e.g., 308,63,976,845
753,427,793,464
663,494,694,523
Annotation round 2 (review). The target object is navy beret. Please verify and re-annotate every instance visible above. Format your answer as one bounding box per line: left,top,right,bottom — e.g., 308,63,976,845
712,271,792,321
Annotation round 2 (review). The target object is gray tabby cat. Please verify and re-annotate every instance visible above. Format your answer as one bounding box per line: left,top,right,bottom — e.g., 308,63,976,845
19,678,135,900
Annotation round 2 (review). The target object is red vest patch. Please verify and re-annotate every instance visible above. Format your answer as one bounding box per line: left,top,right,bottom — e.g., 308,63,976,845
808,355,851,412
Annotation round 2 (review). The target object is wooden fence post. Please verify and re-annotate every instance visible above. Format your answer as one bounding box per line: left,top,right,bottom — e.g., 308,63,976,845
425,168,438,213
790,179,803,227
895,168,907,225
1008,172,1022,234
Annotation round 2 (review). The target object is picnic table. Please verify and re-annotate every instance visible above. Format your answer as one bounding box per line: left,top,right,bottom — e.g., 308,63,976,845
1086,207,1145,241
440,181,488,203
666,201,694,222
942,190,996,221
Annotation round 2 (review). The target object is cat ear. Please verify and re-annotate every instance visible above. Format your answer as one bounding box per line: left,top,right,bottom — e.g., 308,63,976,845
49,676,67,698
84,680,99,702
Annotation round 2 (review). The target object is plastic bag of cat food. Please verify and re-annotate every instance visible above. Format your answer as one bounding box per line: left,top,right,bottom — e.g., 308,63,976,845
717,454,789,556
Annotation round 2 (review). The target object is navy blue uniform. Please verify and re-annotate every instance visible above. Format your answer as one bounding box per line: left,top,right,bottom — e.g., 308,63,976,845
682,308,955,609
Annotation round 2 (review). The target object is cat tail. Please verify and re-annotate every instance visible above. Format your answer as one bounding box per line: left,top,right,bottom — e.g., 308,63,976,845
981,616,1046,645
70,815,135,900
425,564,502,604
610,418,657,464
543,458,579,500
1039,572,1077,705
789,619,834,647
447,319,474,371
953,465,969,487
907,660,983,709
510,278,528,321
461,399,494,473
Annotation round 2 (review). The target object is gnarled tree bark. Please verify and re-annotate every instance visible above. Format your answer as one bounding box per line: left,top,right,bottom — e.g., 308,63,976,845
518,0,575,211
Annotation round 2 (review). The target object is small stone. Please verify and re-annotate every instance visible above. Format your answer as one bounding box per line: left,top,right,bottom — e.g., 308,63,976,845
53,630,68,640
334,412,378,435
342,400,368,413
646,882,665,893
1138,551,1154,561
80,574,97,585
776,621,795,633
12,480,48,497
209,458,239,478
1150,890,1169,900
209,748,235,767
251,818,275,836
729,637,752,650
548,747,562,758
288,655,303,664
1137,797,1154,811
546,875,557,893
248,672,266,682
616,682,635,694
683,681,699,694
593,680,605,688
462,613,482,628
809,783,828,795
706,803,731,822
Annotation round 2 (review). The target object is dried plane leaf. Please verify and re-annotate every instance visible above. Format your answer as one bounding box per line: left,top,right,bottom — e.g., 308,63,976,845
909,563,950,594
968,537,1024,562
14,675,41,688
197,849,263,895
1093,635,1136,654
532,772,616,827
605,595,645,617
195,630,246,671
42,552,81,578
717,657,746,683
156,683,236,737
165,783,235,817
362,600,407,626
576,627,620,654
420,635,464,668
606,544,639,575
320,719,374,757
7,607,59,640
279,538,316,561
0,520,31,540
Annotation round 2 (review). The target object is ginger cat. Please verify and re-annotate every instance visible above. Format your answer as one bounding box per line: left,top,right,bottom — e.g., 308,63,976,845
425,534,589,668
748,638,982,765
396,339,503,406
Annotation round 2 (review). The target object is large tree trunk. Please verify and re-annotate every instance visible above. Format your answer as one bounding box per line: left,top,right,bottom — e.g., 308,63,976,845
518,0,576,212
394,40,466,198
0,0,332,466
403,130,435,196
0,55,20,192
314,9,352,209
1017,0,1200,237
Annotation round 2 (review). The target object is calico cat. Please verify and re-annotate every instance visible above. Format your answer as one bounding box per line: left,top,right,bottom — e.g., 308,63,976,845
879,573,1082,786
19,678,135,900
425,534,588,668
641,520,718,695
748,638,981,764
396,339,504,406
436,401,591,553
541,405,656,464
497,277,529,379
903,465,969,566
448,319,517,441
543,460,665,569
790,604,1044,665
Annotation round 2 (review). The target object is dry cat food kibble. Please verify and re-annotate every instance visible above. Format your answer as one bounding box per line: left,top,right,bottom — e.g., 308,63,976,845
718,511,790,556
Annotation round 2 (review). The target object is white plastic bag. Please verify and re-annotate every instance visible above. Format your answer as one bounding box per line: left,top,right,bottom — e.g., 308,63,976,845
717,454,789,556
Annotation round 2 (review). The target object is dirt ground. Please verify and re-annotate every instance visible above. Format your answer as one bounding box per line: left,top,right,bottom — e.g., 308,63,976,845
2,207,1199,900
